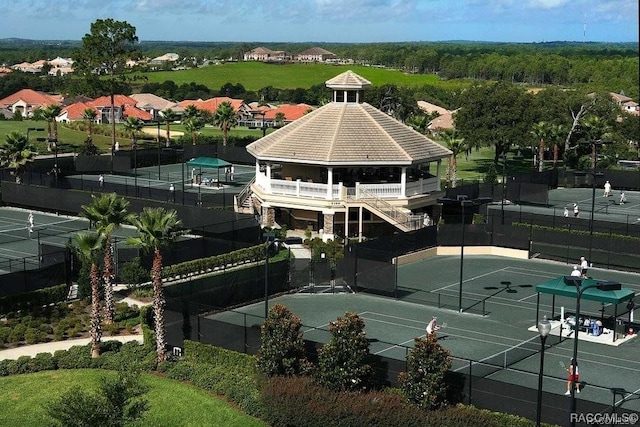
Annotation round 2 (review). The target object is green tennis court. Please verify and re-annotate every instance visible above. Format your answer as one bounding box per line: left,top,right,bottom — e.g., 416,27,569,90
211,253,640,412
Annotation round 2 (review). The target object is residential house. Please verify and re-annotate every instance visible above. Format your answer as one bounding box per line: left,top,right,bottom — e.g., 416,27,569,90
57,102,97,123
149,53,180,65
417,100,456,132
179,96,252,122
296,47,337,62
243,47,287,62
86,94,151,124
130,93,183,122
0,89,63,117
10,62,40,74
243,70,451,241
264,104,314,126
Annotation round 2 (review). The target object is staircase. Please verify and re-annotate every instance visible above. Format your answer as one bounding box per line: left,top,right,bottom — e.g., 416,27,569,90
356,187,426,232
234,177,255,214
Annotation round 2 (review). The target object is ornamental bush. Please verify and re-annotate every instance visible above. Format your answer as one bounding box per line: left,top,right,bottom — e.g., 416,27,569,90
315,312,373,392
256,303,310,377
398,335,451,410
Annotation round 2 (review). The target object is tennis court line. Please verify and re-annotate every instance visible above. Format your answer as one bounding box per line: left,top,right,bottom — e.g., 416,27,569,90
432,267,510,293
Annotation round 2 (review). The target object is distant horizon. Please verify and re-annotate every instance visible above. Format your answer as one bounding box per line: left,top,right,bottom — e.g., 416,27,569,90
0,1,637,44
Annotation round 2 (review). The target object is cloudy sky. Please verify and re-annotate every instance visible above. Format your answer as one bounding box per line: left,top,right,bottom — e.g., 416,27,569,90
1,0,637,43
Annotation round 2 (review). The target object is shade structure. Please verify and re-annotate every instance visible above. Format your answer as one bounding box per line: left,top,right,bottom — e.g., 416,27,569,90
536,276,634,305
187,157,232,169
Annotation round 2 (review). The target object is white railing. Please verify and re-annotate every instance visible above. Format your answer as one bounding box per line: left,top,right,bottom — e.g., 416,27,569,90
405,177,439,196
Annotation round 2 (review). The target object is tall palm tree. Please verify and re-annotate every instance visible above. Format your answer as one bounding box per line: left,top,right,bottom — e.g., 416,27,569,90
274,112,286,128
212,102,237,146
407,114,429,135
183,105,201,120
441,130,466,188
82,108,98,140
549,123,565,168
128,207,184,363
123,117,144,148
0,131,37,183
183,116,204,145
43,104,62,151
81,193,134,324
530,121,551,172
581,115,611,169
74,232,105,358
159,108,178,147
31,106,46,122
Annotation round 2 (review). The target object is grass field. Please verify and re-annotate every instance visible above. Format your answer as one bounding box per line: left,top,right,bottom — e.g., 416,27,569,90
0,369,266,427
140,62,469,92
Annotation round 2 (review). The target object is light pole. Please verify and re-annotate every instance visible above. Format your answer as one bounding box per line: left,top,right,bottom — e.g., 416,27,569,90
501,151,507,225
133,135,138,197
50,138,58,187
567,278,621,427
586,140,610,265
157,121,162,179
536,316,551,427
175,148,185,205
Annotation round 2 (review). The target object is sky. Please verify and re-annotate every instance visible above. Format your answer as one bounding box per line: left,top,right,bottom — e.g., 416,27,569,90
0,0,637,43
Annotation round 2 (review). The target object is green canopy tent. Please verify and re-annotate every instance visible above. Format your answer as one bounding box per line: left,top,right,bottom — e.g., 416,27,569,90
187,157,232,185
535,276,635,342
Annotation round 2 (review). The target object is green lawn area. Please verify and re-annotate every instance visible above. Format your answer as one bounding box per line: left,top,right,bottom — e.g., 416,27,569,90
140,62,468,92
0,369,266,427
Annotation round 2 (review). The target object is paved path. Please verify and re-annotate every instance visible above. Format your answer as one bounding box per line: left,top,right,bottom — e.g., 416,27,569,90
0,334,144,361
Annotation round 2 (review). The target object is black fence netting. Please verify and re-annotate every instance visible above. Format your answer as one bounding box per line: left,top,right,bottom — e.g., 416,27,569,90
0,261,66,297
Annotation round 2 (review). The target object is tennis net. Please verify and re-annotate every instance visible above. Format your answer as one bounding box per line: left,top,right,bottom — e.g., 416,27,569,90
0,218,90,244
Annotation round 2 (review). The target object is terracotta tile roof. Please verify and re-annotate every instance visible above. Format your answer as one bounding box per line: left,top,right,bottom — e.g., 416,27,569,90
60,102,97,120
247,102,451,165
0,89,62,107
88,94,138,107
123,104,153,120
180,97,244,114
264,104,314,121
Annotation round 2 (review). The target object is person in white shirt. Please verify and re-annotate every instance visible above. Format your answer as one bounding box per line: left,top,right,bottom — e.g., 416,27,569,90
27,212,34,236
426,317,440,336
570,265,581,277
573,203,579,218
580,257,589,278
603,181,611,197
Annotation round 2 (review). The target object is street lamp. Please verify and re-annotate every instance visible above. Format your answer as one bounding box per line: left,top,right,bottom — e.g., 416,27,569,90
49,138,58,187
157,121,162,179
176,148,185,205
566,278,622,427
501,151,507,225
536,316,551,427
256,111,267,137
585,140,611,265
133,135,138,197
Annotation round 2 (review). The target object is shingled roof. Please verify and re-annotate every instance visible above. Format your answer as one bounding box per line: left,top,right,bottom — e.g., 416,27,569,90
247,101,451,166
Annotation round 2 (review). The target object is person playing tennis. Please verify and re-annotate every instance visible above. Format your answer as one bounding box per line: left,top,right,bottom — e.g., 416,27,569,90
426,316,440,336
27,212,34,237
565,358,579,395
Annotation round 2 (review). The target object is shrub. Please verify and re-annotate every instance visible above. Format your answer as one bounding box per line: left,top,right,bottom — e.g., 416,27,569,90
398,335,451,410
120,257,150,288
31,352,57,372
257,303,310,377
54,345,93,369
315,312,373,392
24,327,46,345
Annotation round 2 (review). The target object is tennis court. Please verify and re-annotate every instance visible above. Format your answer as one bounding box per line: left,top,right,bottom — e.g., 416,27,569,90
210,253,640,413
0,206,139,272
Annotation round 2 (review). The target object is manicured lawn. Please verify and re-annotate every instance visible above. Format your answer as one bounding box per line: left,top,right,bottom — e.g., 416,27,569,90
0,369,266,427
140,62,469,92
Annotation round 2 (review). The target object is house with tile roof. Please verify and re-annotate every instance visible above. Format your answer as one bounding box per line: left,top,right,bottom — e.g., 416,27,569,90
243,71,452,241
243,47,288,62
86,94,141,124
296,47,337,62
179,96,252,122
130,93,183,121
57,102,97,122
0,89,63,117
417,100,457,132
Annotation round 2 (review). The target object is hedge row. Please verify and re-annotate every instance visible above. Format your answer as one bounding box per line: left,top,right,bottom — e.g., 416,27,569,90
0,284,68,314
161,245,264,281
162,340,266,419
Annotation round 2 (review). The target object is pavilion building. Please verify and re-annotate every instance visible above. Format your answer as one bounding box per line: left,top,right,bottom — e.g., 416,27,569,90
242,70,452,241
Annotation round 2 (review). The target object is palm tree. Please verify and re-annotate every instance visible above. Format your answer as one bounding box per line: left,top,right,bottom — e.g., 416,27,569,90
74,231,105,358
81,193,134,324
530,121,551,172
123,117,144,148
274,112,286,128
31,106,46,122
127,207,184,363
0,131,37,183
441,130,466,188
183,105,201,120
581,115,611,169
160,108,178,147
43,104,62,151
212,102,237,146
82,108,98,140
407,114,430,135
183,117,204,145
549,123,565,168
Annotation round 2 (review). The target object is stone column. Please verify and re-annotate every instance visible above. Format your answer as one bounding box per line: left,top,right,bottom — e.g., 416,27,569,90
322,210,334,242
